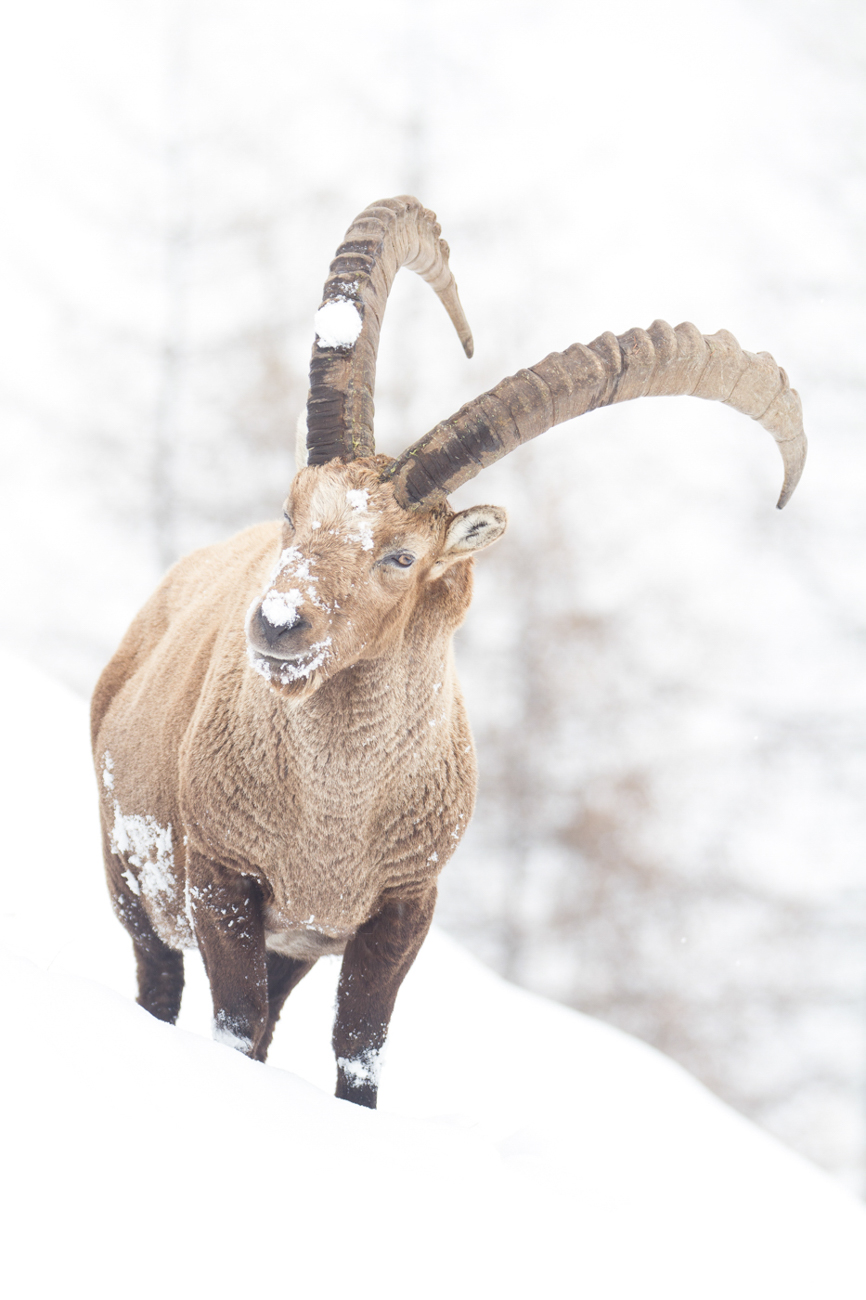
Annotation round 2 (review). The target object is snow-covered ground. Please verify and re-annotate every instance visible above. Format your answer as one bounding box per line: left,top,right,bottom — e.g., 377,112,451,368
3,652,865,1298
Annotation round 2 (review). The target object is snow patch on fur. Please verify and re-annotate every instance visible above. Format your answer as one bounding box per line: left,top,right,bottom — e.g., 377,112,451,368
337,1046,384,1089
345,488,375,551
212,1012,253,1053
109,801,176,906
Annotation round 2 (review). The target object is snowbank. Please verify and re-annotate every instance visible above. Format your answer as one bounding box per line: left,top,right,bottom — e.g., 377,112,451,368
2,649,864,1298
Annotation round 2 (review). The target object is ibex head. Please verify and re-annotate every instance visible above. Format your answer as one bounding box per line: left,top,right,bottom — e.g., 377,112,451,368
245,457,505,697
246,197,806,697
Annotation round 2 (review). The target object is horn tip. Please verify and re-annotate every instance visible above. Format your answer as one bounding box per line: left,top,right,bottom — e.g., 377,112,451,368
463,335,474,359
774,432,807,510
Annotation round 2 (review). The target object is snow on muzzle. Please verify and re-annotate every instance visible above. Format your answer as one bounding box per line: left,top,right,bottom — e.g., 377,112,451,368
245,545,334,685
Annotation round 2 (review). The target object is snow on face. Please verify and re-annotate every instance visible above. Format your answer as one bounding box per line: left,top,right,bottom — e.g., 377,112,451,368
344,487,374,551
268,545,325,610
248,544,325,639
245,638,332,685
314,298,362,350
244,478,395,689
261,587,303,629
272,544,316,588
245,535,340,686
102,751,114,790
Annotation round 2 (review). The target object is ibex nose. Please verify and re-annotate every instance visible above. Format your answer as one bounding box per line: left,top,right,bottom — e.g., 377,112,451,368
256,605,312,650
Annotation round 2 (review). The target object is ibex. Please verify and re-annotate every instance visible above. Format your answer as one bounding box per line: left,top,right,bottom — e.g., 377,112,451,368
92,197,806,1107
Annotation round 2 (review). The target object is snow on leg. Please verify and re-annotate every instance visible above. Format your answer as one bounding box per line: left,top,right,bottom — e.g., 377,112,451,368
333,887,437,1108
101,827,184,1024
187,852,268,1057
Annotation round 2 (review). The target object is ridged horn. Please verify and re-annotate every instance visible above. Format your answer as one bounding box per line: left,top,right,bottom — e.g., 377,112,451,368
305,197,473,466
383,320,806,510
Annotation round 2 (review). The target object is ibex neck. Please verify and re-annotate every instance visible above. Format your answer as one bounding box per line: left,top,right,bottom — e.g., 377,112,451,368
297,624,457,745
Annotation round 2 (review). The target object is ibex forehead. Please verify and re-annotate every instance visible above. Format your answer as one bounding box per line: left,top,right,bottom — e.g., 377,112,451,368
290,461,444,546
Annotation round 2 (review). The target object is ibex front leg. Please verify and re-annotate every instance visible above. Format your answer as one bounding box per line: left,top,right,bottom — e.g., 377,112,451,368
187,852,268,1057
333,887,437,1108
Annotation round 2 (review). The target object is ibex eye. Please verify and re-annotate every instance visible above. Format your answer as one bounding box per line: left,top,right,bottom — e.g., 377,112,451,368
391,553,415,568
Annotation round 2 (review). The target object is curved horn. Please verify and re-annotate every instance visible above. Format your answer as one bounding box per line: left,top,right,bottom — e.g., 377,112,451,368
383,320,806,510
305,197,473,467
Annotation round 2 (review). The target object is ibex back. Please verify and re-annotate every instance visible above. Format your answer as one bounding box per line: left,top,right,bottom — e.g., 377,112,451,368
92,197,806,1106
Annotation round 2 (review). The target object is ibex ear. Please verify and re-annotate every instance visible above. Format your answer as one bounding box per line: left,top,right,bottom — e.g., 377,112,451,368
444,505,507,554
429,506,508,576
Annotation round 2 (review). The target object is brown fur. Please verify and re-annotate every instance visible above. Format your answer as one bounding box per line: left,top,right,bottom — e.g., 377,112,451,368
92,458,506,1103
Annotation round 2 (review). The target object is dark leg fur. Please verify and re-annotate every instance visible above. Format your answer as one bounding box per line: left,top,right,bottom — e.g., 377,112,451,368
252,952,316,1063
187,850,270,1057
133,937,184,1024
333,887,437,1108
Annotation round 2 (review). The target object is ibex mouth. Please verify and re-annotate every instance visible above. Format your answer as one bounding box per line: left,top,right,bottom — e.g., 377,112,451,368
246,640,332,687
250,644,310,665
244,589,331,681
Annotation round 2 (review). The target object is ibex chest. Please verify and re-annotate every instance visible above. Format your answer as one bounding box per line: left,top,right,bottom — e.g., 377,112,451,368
181,680,476,933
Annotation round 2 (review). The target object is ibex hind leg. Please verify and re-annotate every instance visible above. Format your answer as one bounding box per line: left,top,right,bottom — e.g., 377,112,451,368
102,829,185,1025
252,952,316,1063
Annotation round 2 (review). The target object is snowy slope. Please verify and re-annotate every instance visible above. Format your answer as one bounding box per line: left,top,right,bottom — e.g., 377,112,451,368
2,652,865,1299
